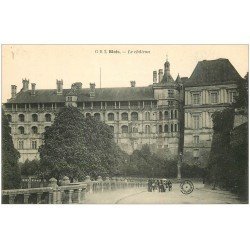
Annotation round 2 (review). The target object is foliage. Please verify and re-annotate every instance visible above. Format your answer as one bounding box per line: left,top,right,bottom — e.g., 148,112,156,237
207,106,248,200
2,109,21,189
181,163,205,179
123,144,177,178
234,72,248,110
38,107,126,181
20,159,41,177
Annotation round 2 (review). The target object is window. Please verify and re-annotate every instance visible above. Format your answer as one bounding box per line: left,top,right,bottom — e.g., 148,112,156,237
145,112,150,120
121,125,128,133
67,96,73,102
193,149,199,160
170,124,174,132
18,126,24,134
229,91,236,103
45,114,51,122
193,115,200,129
174,124,178,132
159,125,163,133
174,110,178,119
170,110,173,119
159,111,163,120
31,126,38,134
130,101,138,108
121,112,128,121
164,124,168,133
168,89,174,98
86,113,91,118
107,101,115,109
94,113,101,121
108,113,115,121
18,140,24,149
132,127,138,133
45,126,50,132
19,114,25,122
144,101,151,108
145,125,150,134
109,126,114,133
164,111,169,120
131,112,138,121
93,102,101,109
194,135,199,144
210,92,218,104
85,102,91,108
192,93,200,105
7,114,12,122
31,141,37,149
168,100,174,106
32,114,38,122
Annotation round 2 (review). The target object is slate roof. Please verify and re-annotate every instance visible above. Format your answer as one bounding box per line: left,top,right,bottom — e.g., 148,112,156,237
7,86,156,104
161,73,175,84
185,58,243,87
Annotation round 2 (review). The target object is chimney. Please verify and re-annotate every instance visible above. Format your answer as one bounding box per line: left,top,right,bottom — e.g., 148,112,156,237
153,71,157,84
22,78,29,92
158,69,163,83
31,83,36,95
11,85,17,99
56,79,63,95
90,83,96,97
130,81,136,87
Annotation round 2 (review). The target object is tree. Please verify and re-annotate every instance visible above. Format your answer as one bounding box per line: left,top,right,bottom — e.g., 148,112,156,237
20,159,41,177
39,107,126,181
207,108,235,188
234,72,248,110
2,109,21,189
125,144,176,178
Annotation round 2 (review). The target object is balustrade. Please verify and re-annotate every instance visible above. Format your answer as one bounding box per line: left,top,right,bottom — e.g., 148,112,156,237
2,175,147,204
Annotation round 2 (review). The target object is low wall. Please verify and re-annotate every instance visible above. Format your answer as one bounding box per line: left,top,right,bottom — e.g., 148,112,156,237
2,176,147,204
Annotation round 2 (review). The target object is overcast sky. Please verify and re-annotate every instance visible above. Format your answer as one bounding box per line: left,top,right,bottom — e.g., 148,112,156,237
2,44,248,102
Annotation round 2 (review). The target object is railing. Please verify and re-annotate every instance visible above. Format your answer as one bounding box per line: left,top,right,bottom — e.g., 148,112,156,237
2,176,147,204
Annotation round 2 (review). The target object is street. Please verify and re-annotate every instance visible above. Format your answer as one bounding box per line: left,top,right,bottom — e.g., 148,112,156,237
83,182,243,204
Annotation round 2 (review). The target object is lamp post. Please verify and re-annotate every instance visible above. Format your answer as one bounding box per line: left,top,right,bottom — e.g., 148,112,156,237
177,152,182,180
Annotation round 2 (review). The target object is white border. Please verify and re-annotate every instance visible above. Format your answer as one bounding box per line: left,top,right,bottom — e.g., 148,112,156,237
0,1,249,250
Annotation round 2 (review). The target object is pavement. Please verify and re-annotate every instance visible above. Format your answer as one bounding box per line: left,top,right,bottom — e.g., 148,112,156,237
83,183,244,204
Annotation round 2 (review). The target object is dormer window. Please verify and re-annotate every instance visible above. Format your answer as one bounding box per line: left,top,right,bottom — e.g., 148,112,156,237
210,92,218,104
168,89,174,98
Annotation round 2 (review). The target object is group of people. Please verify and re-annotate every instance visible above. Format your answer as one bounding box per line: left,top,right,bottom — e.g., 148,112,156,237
147,179,172,192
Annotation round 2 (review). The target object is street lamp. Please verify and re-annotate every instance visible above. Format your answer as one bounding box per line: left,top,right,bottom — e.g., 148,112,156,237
177,152,182,180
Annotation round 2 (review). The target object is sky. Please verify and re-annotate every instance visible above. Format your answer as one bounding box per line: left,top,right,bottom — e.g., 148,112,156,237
2,45,248,102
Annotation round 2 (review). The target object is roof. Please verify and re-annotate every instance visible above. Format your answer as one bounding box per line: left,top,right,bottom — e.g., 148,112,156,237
7,86,156,104
161,73,175,84
185,58,243,87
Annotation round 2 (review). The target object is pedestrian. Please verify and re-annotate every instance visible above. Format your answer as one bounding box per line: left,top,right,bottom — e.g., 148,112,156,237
148,179,152,192
156,179,160,192
164,180,168,192
152,180,156,192
168,180,172,191
159,180,164,192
